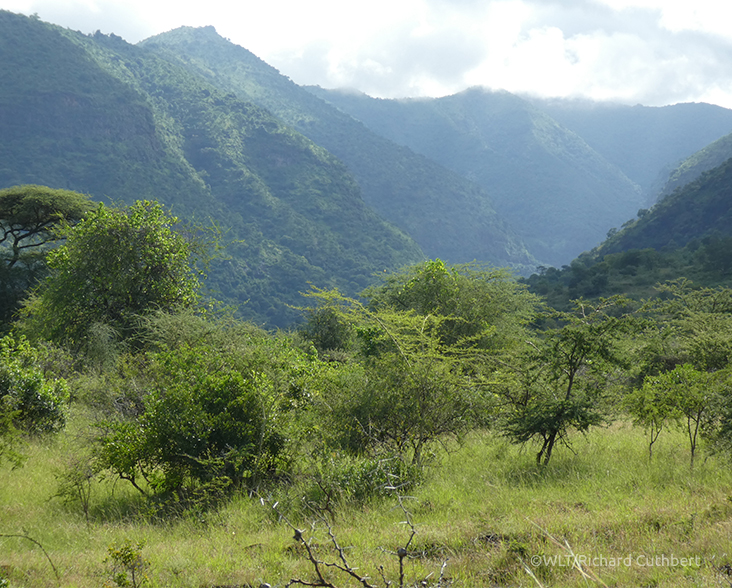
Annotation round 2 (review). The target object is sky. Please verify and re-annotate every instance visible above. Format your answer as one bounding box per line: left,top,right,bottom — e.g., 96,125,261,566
3,0,732,108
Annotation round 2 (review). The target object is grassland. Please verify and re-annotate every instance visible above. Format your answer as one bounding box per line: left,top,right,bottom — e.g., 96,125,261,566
1,407,732,587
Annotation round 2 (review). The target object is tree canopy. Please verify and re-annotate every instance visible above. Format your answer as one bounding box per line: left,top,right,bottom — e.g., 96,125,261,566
20,200,202,349
0,185,93,268
0,185,94,329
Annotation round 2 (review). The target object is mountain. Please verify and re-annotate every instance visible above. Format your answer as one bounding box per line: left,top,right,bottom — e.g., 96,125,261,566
529,98,732,198
656,132,732,199
138,26,536,271
524,154,732,307
0,11,424,326
306,86,644,267
600,157,732,255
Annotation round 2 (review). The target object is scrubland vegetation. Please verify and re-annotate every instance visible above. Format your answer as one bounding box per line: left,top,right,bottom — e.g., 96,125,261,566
3,417,732,587
2,188,732,587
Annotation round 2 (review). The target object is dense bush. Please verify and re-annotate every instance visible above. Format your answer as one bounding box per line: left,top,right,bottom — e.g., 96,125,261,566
97,343,293,497
0,334,68,435
20,201,202,350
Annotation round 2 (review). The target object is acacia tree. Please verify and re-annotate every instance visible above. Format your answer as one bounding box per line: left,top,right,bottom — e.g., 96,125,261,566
20,200,202,349
0,185,93,268
624,370,681,460
305,288,488,466
302,261,541,466
363,259,539,351
497,297,635,466
0,185,93,327
628,363,723,467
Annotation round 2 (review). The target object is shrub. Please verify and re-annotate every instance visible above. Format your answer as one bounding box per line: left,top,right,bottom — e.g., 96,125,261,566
0,334,68,435
97,343,291,498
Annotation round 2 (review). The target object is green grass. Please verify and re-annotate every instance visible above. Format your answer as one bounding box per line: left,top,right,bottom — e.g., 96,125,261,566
2,409,732,587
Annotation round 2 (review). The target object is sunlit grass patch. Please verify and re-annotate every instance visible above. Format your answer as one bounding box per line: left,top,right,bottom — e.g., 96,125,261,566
2,410,732,587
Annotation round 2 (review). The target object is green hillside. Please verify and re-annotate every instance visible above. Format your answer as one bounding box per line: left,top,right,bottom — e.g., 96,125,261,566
306,86,643,267
658,131,732,198
531,98,732,197
525,156,732,306
139,26,536,271
0,11,424,326
601,157,732,254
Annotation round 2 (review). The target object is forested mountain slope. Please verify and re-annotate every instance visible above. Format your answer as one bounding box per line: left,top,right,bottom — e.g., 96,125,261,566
306,86,644,266
657,132,732,199
530,99,732,198
0,11,424,326
525,155,732,306
601,157,732,255
139,26,536,270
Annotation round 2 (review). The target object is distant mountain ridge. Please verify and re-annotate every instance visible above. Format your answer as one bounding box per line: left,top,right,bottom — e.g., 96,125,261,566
656,133,732,199
600,156,732,255
5,13,732,325
139,26,536,270
524,153,732,308
0,11,424,325
527,98,732,200
306,85,645,266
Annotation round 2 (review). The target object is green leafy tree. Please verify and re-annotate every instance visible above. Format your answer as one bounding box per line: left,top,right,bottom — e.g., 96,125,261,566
93,318,317,499
0,185,93,328
624,371,681,460
628,364,722,467
21,200,201,349
704,368,732,457
0,185,93,268
363,259,540,351
497,297,634,466
300,305,355,356
306,289,487,466
651,280,732,372
97,343,288,497
635,282,732,465
662,364,714,468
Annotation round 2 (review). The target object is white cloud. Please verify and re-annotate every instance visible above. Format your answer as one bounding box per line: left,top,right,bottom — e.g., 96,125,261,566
3,0,732,107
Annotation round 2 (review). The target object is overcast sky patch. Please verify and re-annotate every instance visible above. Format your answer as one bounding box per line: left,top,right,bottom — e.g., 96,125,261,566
3,0,732,107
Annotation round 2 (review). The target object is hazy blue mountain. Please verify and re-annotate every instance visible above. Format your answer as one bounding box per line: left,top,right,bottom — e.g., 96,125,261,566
600,156,732,255
529,98,732,198
307,86,644,267
525,154,732,307
139,26,537,271
656,132,732,199
0,11,424,326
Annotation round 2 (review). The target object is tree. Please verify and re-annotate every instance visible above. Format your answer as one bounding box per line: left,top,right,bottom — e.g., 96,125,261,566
98,344,286,496
363,259,540,351
650,280,732,371
0,185,93,268
305,288,487,466
0,185,93,328
95,327,317,498
704,368,732,458
20,200,202,349
497,297,634,466
624,371,681,460
628,364,719,467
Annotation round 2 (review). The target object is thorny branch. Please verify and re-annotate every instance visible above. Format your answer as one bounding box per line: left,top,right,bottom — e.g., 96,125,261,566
263,490,450,588
0,532,61,584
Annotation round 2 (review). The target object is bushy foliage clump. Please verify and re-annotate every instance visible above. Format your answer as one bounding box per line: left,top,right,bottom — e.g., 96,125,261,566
20,200,201,350
95,343,290,497
0,333,68,435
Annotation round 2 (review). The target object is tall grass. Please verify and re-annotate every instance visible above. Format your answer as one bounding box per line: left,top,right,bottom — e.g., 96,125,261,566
2,410,732,587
